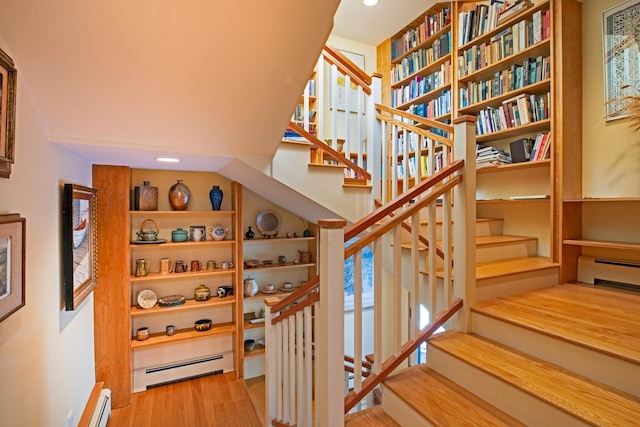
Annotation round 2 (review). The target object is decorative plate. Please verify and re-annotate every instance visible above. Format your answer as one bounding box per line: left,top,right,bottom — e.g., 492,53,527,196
256,209,282,238
158,295,186,307
137,289,158,309
131,239,167,245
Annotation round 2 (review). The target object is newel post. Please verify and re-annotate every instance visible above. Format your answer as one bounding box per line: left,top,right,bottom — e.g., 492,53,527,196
316,219,346,427
452,116,477,332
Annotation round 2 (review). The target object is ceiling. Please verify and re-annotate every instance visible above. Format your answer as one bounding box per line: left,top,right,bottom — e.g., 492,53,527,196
332,0,437,46
0,0,433,176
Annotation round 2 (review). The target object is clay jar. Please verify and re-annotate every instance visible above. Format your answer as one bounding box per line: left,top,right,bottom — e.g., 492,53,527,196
194,284,211,301
168,180,191,211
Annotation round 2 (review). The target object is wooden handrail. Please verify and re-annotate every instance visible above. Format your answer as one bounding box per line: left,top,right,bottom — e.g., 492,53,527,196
343,298,463,413
377,114,453,148
288,121,371,180
374,199,446,260
376,103,454,134
322,45,372,95
345,176,461,258
271,275,319,313
271,291,319,325
344,160,464,242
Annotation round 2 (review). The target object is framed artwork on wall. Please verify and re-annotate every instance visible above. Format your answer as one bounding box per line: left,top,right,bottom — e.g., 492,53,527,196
62,184,98,311
602,0,640,121
0,214,26,322
0,48,17,178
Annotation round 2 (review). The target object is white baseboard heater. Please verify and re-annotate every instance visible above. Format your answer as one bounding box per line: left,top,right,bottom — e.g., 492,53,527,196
88,388,111,427
133,352,233,392
577,256,640,290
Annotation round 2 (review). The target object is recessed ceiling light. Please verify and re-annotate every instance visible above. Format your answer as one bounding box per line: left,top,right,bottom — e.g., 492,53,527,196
363,0,379,6
155,157,180,163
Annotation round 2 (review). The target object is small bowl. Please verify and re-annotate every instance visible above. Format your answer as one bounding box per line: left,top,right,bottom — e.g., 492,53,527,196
244,339,256,352
195,319,212,332
262,260,273,267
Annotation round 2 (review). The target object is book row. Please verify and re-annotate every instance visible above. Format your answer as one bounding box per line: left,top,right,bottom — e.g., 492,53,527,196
459,55,550,108
476,144,512,168
403,90,452,119
395,130,442,154
391,32,451,84
458,0,508,46
391,61,451,108
476,92,550,135
458,9,550,78
397,152,445,179
391,6,451,61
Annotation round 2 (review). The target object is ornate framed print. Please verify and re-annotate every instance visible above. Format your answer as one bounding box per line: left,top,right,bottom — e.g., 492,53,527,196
603,0,640,121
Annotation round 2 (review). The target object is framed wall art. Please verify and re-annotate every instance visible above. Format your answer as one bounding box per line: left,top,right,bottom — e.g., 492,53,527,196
602,0,640,121
0,48,17,178
0,214,26,322
62,184,98,311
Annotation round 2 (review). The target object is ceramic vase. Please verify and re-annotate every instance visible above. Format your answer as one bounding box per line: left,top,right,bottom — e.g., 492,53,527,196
245,226,255,240
168,180,191,211
209,185,223,211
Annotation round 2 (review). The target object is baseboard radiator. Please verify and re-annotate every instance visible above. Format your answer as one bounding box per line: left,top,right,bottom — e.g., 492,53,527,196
577,256,640,290
133,352,233,392
89,388,111,427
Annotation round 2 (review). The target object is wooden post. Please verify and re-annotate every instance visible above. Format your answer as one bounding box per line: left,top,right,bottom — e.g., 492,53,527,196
315,219,346,427
264,296,280,424
452,116,477,332
368,74,382,206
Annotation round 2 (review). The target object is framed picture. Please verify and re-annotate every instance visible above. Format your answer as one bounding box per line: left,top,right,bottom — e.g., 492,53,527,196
62,184,98,311
0,214,26,322
0,48,17,178
602,0,640,121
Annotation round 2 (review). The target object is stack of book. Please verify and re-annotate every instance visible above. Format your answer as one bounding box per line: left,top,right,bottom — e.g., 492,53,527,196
283,128,311,142
497,0,534,24
476,144,512,168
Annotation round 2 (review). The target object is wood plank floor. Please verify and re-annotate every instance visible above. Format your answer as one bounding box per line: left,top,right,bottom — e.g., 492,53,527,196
109,373,262,427
472,283,640,363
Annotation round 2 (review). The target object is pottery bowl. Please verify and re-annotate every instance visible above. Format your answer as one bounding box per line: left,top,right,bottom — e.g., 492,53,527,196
244,339,256,352
195,319,212,332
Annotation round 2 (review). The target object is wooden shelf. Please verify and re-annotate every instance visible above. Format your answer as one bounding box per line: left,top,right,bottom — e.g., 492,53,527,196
244,236,315,244
476,119,551,143
130,210,234,217
563,239,640,251
459,79,551,116
391,24,452,64
131,296,235,317
564,197,640,203
244,319,266,330
243,262,315,273
395,83,452,111
130,322,236,349
477,159,550,174
244,290,291,301
392,54,452,89
244,344,266,358
130,240,234,249
477,198,550,204
130,269,235,282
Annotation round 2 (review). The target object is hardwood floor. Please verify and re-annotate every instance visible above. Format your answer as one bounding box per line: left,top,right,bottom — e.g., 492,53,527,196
108,373,262,427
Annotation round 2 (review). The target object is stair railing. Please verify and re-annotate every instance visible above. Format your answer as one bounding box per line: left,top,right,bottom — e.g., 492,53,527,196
264,115,477,426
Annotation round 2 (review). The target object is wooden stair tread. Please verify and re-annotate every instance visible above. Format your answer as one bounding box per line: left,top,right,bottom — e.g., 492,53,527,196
474,256,557,280
384,365,525,427
471,284,640,364
344,407,401,426
429,330,640,426
428,256,557,279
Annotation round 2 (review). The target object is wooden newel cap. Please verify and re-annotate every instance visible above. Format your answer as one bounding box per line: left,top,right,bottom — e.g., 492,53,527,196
318,219,347,229
453,115,478,124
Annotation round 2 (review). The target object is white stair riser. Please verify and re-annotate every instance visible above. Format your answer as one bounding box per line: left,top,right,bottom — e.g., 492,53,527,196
381,383,434,427
406,219,504,240
472,313,640,397
476,268,558,301
476,240,537,263
426,346,591,427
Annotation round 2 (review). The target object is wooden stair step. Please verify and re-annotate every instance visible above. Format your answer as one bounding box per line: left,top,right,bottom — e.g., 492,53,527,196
429,330,640,426
430,256,557,280
344,407,401,427
384,365,525,427
472,283,640,364
403,233,533,252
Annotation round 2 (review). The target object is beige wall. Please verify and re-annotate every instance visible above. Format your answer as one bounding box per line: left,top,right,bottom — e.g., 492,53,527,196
582,0,640,197
0,40,95,426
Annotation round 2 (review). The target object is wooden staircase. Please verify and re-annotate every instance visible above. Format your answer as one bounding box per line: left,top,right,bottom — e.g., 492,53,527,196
346,283,640,426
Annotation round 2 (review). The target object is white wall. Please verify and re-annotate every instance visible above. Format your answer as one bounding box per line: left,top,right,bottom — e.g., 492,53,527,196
582,0,640,197
0,39,95,427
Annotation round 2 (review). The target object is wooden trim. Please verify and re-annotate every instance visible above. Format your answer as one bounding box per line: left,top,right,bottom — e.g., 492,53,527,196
271,292,319,325
318,219,347,229
233,182,244,378
77,382,104,427
343,298,463,412
453,115,478,125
